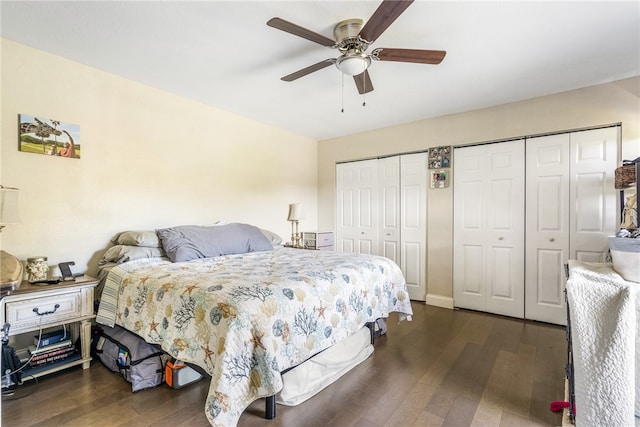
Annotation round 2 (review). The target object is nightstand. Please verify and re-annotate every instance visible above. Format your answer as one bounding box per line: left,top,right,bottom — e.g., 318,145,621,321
1,275,98,378
301,231,334,250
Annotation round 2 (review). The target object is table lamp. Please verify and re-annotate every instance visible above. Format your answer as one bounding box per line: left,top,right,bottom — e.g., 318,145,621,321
287,203,304,248
0,186,22,296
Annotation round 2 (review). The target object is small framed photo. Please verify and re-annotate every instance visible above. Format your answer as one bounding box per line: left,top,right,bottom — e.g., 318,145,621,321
430,170,449,189
19,114,81,159
428,146,451,169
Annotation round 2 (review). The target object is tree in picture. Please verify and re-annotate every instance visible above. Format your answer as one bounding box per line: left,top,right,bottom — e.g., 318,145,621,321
19,114,80,159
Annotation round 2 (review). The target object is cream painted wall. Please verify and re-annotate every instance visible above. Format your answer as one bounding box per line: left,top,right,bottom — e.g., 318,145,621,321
318,76,640,307
1,39,318,277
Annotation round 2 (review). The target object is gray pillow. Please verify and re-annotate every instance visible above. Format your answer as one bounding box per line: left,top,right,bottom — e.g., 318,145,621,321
156,223,273,262
112,230,161,248
103,245,165,263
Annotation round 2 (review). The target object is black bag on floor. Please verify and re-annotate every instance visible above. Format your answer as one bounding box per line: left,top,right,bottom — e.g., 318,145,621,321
94,325,167,392
1,344,22,388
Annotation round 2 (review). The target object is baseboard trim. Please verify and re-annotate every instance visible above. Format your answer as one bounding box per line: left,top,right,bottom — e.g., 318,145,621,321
425,294,454,309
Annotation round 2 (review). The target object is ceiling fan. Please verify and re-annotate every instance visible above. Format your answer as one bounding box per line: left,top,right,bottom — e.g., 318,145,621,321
267,0,446,95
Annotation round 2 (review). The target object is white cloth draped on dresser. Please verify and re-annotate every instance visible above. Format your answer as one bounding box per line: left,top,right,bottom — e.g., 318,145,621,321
566,260,639,426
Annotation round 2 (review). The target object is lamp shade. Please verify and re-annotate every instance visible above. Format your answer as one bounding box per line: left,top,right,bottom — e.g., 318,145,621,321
0,186,20,225
287,203,304,221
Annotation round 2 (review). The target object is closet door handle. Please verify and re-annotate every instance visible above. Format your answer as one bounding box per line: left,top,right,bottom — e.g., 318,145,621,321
498,237,504,241
549,237,555,242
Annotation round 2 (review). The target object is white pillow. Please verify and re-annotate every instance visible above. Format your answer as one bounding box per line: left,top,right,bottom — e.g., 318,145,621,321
260,229,284,245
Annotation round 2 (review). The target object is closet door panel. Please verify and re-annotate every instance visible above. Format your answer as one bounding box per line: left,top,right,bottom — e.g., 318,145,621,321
454,147,487,310
379,157,400,263
454,141,524,317
400,153,427,301
336,160,379,255
457,244,485,310
403,242,421,290
357,187,376,255
340,239,355,253
489,247,515,298
570,127,618,262
536,250,564,304
485,141,525,318
525,134,570,324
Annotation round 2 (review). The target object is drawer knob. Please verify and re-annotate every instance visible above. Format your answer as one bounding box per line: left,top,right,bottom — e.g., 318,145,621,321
33,304,60,316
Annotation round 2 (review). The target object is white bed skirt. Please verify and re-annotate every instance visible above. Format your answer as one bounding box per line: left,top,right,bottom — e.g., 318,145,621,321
276,327,374,406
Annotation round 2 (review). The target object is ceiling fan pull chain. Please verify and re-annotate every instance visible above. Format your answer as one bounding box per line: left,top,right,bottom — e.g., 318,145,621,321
362,74,367,107
341,73,345,113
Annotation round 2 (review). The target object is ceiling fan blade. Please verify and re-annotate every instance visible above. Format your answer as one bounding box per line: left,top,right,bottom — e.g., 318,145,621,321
373,48,446,64
281,59,336,82
353,70,374,94
267,17,336,47
359,0,414,43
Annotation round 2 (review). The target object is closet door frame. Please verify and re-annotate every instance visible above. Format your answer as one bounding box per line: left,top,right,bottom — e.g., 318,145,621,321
336,153,428,301
524,126,618,324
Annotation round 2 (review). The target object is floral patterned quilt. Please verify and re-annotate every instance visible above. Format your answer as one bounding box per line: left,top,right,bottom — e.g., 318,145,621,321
96,246,412,426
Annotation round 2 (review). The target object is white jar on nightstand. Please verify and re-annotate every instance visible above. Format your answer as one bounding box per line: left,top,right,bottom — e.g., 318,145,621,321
25,256,49,283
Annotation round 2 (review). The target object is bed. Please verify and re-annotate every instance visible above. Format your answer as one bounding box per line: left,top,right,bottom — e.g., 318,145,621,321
95,223,413,426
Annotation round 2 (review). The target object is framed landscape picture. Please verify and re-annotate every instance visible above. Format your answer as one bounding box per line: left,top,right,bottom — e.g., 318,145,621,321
19,114,81,159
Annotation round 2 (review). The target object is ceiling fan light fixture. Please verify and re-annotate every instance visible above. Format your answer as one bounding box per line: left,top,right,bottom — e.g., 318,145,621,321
336,54,371,76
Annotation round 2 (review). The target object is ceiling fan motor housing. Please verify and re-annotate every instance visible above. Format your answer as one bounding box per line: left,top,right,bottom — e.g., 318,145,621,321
334,19,369,51
333,18,372,76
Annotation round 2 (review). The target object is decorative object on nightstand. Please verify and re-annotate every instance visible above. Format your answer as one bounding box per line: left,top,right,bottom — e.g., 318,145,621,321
25,257,49,283
302,231,335,250
287,203,305,248
0,185,22,296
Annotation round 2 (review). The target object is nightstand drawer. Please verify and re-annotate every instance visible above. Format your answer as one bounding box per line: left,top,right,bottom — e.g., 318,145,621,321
5,290,82,333
316,233,334,247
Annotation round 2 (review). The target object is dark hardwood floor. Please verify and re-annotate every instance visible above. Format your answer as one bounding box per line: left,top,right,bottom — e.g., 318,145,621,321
2,302,566,426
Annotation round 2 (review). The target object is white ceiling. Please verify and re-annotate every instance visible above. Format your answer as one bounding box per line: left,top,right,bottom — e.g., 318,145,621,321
1,1,639,141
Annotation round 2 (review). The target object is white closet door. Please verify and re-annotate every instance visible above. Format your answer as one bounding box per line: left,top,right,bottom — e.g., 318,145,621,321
400,153,427,301
526,134,570,325
378,156,400,263
454,141,525,317
336,160,379,254
570,127,618,262
453,147,486,312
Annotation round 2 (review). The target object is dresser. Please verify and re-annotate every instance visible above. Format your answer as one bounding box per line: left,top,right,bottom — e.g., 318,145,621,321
565,261,639,426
